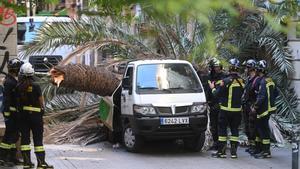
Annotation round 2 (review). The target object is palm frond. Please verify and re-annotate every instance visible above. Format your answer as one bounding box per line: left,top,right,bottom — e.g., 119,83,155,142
212,9,299,140
276,85,299,120
21,16,162,59
45,91,100,112
257,26,293,75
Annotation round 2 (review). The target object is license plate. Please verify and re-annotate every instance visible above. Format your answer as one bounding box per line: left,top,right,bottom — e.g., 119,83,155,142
160,117,189,125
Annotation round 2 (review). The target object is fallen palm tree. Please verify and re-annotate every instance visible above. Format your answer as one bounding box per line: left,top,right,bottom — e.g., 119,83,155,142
43,60,126,145
50,64,121,96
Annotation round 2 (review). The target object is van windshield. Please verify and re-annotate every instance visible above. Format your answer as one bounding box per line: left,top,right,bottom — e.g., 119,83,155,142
136,63,203,94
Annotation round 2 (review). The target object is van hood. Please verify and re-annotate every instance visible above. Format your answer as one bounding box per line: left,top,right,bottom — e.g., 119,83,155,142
137,93,206,107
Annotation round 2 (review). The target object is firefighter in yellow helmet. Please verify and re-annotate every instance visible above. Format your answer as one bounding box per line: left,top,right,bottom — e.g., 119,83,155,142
207,58,226,150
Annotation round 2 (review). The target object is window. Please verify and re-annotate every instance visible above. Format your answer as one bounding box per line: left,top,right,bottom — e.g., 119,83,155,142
136,63,203,94
125,66,133,79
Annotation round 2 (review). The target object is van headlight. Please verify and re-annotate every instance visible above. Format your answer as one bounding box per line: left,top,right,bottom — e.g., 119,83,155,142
134,105,156,115
191,103,207,113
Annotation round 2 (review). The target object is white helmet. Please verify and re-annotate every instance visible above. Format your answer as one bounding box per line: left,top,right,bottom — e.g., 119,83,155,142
19,62,35,76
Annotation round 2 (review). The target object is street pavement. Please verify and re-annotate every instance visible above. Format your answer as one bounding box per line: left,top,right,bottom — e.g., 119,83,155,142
3,141,294,169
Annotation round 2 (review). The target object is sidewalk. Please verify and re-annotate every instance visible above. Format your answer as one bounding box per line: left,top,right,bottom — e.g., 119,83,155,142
3,142,294,169
9,144,105,169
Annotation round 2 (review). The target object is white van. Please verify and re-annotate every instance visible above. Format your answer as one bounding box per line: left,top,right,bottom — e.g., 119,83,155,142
17,16,74,72
105,59,208,152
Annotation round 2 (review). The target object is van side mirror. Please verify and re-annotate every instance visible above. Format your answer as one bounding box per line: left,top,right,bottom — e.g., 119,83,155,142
122,77,132,94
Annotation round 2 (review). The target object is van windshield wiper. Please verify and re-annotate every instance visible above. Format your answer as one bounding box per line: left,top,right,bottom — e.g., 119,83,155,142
161,88,173,93
192,87,202,92
138,87,158,90
169,87,184,90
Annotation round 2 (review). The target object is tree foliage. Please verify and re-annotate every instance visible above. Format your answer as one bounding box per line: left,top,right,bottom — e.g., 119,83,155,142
22,0,300,140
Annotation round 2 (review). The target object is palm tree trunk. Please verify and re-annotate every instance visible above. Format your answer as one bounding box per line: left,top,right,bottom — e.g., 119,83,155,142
50,64,120,96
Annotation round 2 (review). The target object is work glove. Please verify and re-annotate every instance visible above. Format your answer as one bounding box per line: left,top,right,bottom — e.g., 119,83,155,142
208,81,215,89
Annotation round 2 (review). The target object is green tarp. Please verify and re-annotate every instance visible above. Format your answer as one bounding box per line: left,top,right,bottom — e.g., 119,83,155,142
98,97,114,130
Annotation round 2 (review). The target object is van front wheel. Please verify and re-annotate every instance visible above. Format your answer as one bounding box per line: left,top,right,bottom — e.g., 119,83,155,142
184,132,205,152
123,124,143,152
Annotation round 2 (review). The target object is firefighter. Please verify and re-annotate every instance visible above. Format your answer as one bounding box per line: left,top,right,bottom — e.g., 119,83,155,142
211,58,244,158
252,60,277,159
17,62,54,169
194,64,210,99
241,59,259,154
0,58,23,167
207,58,226,150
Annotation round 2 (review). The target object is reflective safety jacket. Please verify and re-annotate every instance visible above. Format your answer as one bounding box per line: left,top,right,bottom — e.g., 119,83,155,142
17,81,43,113
254,76,277,118
3,74,18,117
213,73,244,112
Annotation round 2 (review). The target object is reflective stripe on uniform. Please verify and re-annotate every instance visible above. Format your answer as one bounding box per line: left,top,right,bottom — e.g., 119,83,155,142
21,145,31,151
9,107,17,111
257,110,269,119
228,83,240,109
215,80,222,85
23,106,41,112
255,137,261,142
262,139,270,145
11,144,16,148
27,86,33,92
221,81,244,112
34,146,45,152
0,143,11,149
269,107,277,111
229,136,239,142
4,112,10,116
256,80,276,119
266,80,277,112
220,105,242,112
218,136,227,142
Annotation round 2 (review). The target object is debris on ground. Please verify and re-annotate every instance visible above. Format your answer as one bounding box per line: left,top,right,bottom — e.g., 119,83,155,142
43,92,107,145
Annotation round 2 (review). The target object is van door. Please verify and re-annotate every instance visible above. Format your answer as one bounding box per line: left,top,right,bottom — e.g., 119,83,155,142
121,66,134,115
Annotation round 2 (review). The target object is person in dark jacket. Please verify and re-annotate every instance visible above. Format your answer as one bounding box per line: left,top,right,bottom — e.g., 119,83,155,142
252,60,277,159
194,64,210,99
207,58,227,150
17,62,54,169
0,58,23,167
211,58,244,158
241,59,259,154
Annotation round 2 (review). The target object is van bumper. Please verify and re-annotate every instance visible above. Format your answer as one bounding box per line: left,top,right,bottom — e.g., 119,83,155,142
125,113,208,139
